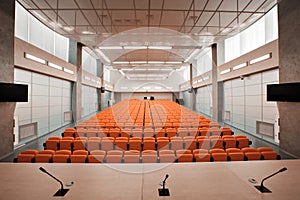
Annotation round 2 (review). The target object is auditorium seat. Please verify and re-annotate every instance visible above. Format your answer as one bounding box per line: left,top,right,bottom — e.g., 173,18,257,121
183,137,197,150
73,138,87,151
86,129,98,138
35,154,52,163
227,152,245,161
17,154,35,162
176,150,193,162
210,136,223,149
123,154,140,163
220,127,233,136
211,153,228,162
143,137,156,150
198,127,209,137
129,137,142,151
169,137,184,150
157,137,170,150
52,154,70,163
245,152,261,161
115,137,129,151
105,155,123,163
63,128,77,138
159,154,176,163
45,139,59,151
193,149,211,162
261,151,278,160
197,138,210,150
87,139,101,151
70,155,87,163
236,137,250,149
59,138,73,151
223,137,236,149
100,138,114,151
141,150,158,163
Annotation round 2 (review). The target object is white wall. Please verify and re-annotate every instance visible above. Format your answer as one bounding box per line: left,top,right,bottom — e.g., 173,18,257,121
223,69,279,143
15,2,69,61
82,85,99,117
120,92,173,101
111,69,185,92
14,68,72,145
195,85,212,118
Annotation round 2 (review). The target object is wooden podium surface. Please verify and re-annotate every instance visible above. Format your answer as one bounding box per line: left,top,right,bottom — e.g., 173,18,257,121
0,160,299,200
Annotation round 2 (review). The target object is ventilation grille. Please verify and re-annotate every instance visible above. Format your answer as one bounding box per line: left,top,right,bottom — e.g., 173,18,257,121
225,111,231,121
19,122,37,141
256,121,274,138
64,111,72,122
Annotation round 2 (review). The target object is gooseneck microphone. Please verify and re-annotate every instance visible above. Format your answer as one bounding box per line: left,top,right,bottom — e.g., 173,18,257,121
39,167,69,196
158,174,170,196
162,174,169,189
255,167,287,193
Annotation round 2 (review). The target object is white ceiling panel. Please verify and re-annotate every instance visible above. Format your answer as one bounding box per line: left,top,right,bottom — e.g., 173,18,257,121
150,0,164,9
106,0,134,9
58,10,76,25
32,0,51,9
220,12,237,27
205,0,223,10
19,0,278,80
219,0,237,11
163,0,193,10
74,0,94,9
57,0,78,9
161,11,184,26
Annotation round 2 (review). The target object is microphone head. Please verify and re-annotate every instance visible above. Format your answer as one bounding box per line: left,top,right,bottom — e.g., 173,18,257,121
279,167,287,172
39,167,47,173
165,174,169,179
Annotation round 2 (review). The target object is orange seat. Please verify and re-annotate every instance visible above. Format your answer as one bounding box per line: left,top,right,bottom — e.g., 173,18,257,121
73,139,87,151
143,137,156,150
20,149,39,155
100,139,114,151
176,150,193,162
73,150,88,155
261,151,278,160
59,140,73,151
63,128,77,137
236,138,250,149
210,138,223,149
157,139,170,150
142,154,158,163
169,138,184,150
209,148,225,153
105,155,123,163
52,154,70,163
228,152,244,161
223,138,236,149
115,139,128,151
197,138,210,150
211,153,227,162
17,154,35,162
55,150,72,155
245,152,261,160
194,153,211,162
184,138,197,150
159,154,176,163
123,154,140,163
88,155,105,163
257,147,274,152
87,140,101,151
220,127,233,136
70,155,87,163
35,154,52,163
45,139,59,151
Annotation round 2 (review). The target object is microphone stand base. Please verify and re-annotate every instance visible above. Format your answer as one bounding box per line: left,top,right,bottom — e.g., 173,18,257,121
53,189,69,196
158,188,170,196
254,185,272,193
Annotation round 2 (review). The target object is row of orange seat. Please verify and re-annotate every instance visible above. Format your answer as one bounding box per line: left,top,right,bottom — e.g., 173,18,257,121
43,135,251,152
63,126,234,138
15,147,280,163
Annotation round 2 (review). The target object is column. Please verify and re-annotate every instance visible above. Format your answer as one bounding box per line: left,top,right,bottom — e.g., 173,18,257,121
278,0,300,157
0,0,15,157
70,42,83,123
211,43,219,122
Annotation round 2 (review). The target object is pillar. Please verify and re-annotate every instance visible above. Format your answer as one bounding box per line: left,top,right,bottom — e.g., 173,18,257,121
70,42,83,123
0,0,16,157
278,0,300,157
211,43,220,122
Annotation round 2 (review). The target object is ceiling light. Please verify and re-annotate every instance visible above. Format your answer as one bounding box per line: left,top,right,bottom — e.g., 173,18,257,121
148,61,164,64
119,70,125,76
64,68,74,75
249,54,271,65
48,62,63,70
63,26,74,32
148,46,172,50
232,63,247,71
165,61,182,64
113,61,130,64
82,30,95,35
123,46,147,50
24,53,46,64
99,46,123,50
131,61,147,64
220,69,231,75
